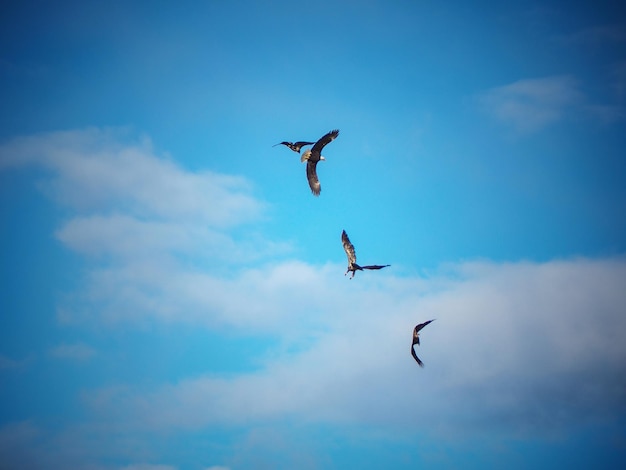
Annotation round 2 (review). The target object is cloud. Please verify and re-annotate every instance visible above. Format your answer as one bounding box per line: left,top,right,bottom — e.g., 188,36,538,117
555,25,626,46
0,353,29,369
83,257,626,437
0,128,292,325
478,75,583,133
0,127,265,227
0,421,43,469
49,342,96,361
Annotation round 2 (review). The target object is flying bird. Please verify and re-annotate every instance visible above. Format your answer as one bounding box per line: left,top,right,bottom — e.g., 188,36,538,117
273,141,315,153
300,129,339,196
411,319,435,367
341,230,390,279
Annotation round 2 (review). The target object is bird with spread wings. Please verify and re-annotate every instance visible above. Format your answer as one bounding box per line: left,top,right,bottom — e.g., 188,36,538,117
300,129,339,196
341,230,390,279
411,320,435,367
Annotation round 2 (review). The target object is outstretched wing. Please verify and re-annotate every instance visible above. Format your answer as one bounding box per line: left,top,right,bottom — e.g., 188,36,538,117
311,129,339,155
341,230,357,264
273,141,315,153
414,319,435,333
362,264,390,270
294,141,315,149
306,159,321,196
273,141,295,150
411,344,424,367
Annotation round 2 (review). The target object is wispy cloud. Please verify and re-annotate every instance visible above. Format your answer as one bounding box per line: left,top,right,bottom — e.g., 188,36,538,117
478,75,583,133
555,25,626,46
49,343,96,361
0,421,42,469
0,127,265,227
83,257,626,437
0,354,28,369
0,128,291,325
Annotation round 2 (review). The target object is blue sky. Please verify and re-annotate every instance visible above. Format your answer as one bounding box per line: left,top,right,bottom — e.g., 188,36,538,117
1,1,625,469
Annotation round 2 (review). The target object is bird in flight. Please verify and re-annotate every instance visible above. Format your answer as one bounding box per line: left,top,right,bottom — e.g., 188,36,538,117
341,230,390,279
411,319,435,367
273,140,315,153
300,129,339,196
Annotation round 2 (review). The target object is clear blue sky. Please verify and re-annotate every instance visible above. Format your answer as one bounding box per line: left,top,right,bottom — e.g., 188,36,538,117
1,1,625,469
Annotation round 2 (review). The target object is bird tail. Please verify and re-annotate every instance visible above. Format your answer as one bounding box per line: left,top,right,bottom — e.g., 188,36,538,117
300,150,311,163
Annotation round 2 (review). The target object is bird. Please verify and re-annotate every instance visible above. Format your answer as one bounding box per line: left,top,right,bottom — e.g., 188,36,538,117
273,140,315,153
341,230,390,279
411,319,435,367
300,129,339,196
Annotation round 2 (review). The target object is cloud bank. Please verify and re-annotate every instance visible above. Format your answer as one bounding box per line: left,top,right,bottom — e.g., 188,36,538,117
82,257,626,438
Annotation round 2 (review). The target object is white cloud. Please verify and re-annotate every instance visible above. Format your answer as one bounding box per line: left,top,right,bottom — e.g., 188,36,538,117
478,75,583,133
0,128,290,321
83,257,626,437
0,127,265,226
49,343,96,361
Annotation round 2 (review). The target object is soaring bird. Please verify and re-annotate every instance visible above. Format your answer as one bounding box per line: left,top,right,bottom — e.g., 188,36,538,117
341,230,390,279
300,129,339,196
273,141,315,153
411,320,435,367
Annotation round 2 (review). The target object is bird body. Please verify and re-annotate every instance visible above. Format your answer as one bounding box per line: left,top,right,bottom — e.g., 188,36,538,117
341,230,390,279
411,320,435,367
301,129,339,196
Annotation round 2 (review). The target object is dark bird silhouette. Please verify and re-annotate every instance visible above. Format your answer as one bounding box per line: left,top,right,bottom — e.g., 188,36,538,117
341,230,390,279
273,141,315,153
300,129,339,196
411,320,435,367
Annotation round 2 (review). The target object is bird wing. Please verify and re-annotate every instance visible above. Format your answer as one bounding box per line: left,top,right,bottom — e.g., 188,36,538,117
273,141,314,153
414,319,435,333
294,141,315,148
361,264,390,270
273,141,298,152
311,129,339,155
306,159,321,196
411,344,424,367
341,230,357,264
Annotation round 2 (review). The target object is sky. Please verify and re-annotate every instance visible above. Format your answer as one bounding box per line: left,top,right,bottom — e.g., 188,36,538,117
1,1,625,469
